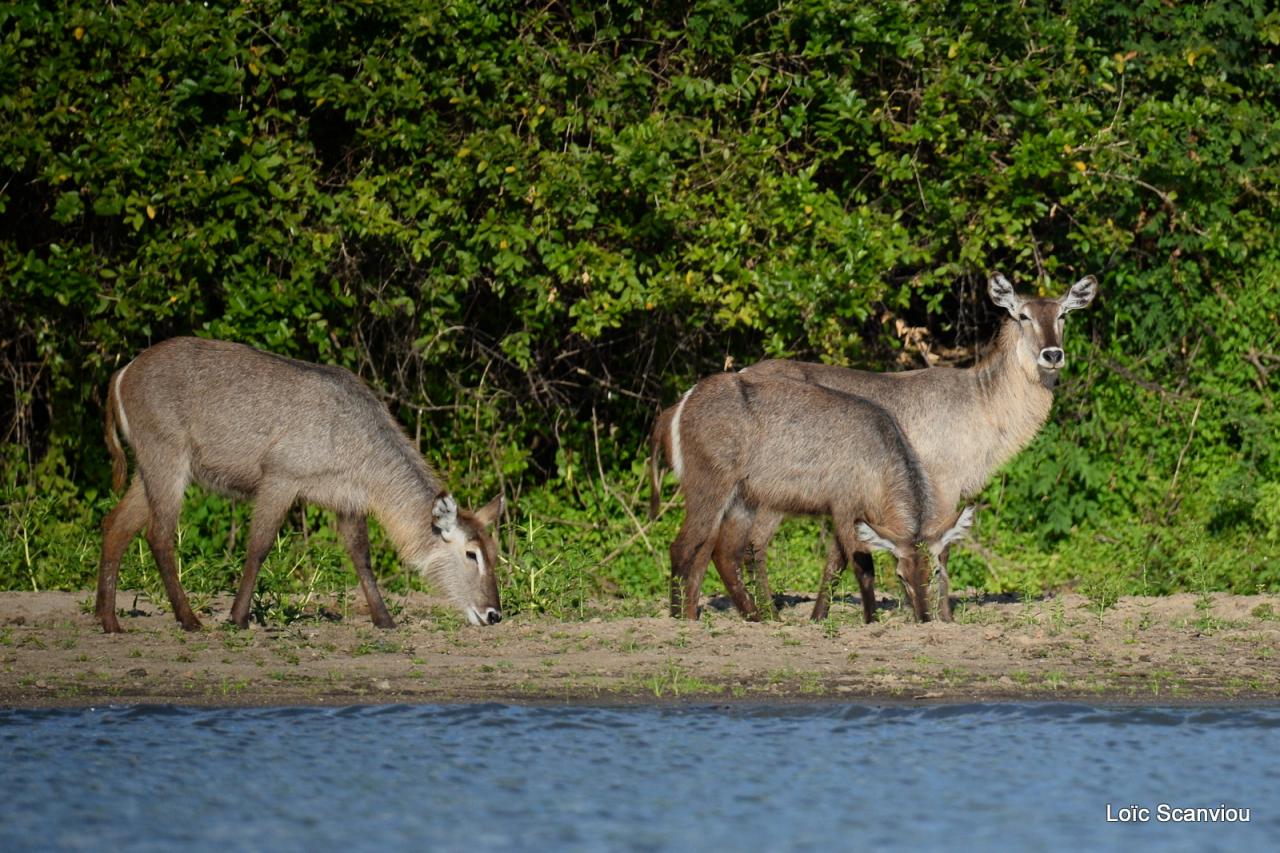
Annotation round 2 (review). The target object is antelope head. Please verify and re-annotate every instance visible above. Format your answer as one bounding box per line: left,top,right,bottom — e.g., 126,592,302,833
428,493,505,626
989,273,1098,384
857,506,977,623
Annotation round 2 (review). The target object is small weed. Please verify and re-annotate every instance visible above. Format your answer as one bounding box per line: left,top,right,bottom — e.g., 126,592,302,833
614,635,642,654
1041,597,1067,636
1017,597,1039,629
218,677,249,696
352,638,401,656
1080,571,1123,618
954,602,994,625
427,607,465,638
1252,602,1278,621
219,627,254,650
1147,669,1179,696
1193,592,1228,634
643,660,715,698
796,671,824,694
777,630,802,648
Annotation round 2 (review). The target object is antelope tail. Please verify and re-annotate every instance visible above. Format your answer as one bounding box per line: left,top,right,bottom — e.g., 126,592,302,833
104,368,129,492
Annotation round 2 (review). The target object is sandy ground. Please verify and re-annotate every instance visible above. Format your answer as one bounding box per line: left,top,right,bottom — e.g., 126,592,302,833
2,589,1279,707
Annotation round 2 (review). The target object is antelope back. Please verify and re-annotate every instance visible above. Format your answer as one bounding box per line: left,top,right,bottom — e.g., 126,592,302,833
674,373,928,540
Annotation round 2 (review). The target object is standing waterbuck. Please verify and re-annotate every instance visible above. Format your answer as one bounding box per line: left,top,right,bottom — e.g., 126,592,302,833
96,337,505,633
712,272,1098,620
657,371,974,623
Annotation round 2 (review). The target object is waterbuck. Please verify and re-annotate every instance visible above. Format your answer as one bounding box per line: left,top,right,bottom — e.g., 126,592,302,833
96,337,505,633
655,371,974,623
726,272,1098,619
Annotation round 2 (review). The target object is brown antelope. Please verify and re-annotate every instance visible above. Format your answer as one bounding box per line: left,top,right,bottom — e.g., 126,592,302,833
96,337,505,633
655,371,974,623
712,272,1098,620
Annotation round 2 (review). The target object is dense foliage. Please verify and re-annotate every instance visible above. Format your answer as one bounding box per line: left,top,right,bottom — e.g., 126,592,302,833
3,0,1279,613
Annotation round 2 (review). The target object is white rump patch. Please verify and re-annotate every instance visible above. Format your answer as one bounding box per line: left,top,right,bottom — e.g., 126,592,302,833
114,362,133,444
670,387,694,480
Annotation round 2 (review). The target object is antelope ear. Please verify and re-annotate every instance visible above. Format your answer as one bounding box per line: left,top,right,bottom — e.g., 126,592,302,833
931,506,976,556
432,493,458,538
473,494,505,528
988,273,1023,318
857,521,903,557
1059,276,1098,313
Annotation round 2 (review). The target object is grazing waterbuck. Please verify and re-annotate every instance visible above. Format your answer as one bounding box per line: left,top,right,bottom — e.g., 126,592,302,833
96,337,505,633
655,371,974,623
727,272,1098,619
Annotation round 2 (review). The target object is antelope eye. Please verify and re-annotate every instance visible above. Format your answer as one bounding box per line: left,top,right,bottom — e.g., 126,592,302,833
1017,313,1030,322
465,551,479,563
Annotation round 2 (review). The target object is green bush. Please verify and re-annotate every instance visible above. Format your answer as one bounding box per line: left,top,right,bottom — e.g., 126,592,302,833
3,1,1278,609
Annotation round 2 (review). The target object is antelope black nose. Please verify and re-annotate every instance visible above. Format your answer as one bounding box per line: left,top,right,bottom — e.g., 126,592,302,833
1041,348,1064,366
486,609,502,625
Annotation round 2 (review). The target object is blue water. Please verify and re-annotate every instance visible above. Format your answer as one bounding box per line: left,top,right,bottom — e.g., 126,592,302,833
1,702,1276,852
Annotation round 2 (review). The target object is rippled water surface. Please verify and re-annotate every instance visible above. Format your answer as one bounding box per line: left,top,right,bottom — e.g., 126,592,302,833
2,702,1277,851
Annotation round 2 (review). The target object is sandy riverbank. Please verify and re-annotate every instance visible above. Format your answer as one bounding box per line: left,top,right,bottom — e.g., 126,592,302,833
2,589,1278,707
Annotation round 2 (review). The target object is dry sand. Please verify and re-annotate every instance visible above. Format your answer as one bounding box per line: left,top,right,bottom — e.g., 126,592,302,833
2,589,1279,707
